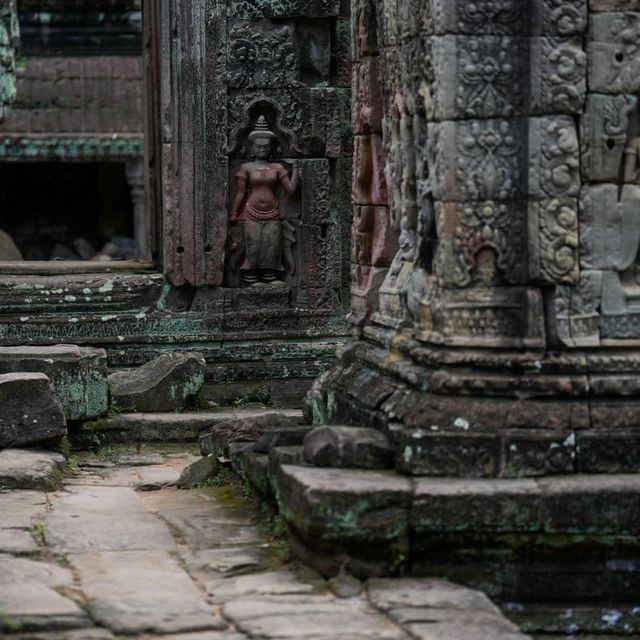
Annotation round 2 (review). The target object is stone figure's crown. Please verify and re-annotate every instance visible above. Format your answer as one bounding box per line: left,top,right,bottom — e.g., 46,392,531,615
249,115,276,141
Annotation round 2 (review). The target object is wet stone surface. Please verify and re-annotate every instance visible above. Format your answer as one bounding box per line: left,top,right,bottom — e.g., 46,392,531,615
0,443,532,639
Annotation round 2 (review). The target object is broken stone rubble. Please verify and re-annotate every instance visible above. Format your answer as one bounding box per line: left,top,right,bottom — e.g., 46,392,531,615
108,352,206,413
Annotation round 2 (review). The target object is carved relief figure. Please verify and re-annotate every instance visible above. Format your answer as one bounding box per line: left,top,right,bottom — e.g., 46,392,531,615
230,116,299,286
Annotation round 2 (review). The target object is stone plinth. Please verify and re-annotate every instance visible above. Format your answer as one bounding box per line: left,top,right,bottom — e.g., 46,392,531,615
0,345,108,421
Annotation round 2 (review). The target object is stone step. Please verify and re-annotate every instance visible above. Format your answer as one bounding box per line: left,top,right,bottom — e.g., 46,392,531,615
229,444,640,603
0,345,108,421
76,408,304,445
392,423,640,478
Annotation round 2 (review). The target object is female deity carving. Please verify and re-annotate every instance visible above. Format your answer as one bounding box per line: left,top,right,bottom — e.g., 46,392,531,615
230,116,299,286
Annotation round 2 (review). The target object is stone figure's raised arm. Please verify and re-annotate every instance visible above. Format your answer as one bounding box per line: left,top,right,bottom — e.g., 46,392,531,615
280,159,299,195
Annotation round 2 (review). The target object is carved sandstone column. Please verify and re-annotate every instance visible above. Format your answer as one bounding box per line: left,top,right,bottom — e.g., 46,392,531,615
309,0,640,479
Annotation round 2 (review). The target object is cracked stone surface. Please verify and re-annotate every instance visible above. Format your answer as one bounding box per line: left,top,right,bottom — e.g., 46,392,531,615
0,444,531,639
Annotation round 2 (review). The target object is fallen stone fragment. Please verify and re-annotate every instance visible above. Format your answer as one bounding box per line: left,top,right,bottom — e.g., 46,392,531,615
0,372,67,449
0,582,91,632
0,449,66,491
200,412,302,456
177,455,219,488
329,574,363,598
108,352,206,412
0,345,108,421
303,425,392,469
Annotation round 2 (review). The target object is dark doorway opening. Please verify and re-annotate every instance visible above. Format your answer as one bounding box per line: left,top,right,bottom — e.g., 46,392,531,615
0,161,136,261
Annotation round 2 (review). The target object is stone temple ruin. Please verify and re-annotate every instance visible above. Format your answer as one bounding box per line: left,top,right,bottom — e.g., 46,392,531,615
1,0,640,638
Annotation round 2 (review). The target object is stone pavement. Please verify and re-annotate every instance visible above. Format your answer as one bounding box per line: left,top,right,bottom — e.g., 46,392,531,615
0,445,530,639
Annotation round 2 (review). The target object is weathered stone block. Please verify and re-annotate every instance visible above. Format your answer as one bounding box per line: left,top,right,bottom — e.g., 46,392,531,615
176,455,219,489
352,206,398,267
350,266,388,326
589,12,640,93
252,426,313,453
303,425,392,469
579,184,640,270
393,429,501,477
590,0,640,8
411,478,544,533
580,93,637,182
0,345,108,421
539,474,640,534
353,0,379,57
352,58,384,134
274,465,412,541
108,352,206,413
199,412,302,456
577,429,640,473
0,373,66,449
353,133,388,205
503,430,576,477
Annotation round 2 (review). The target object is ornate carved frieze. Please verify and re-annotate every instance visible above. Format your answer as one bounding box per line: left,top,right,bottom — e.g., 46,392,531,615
529,115,581,199
228,0,341,19
529,198,580,285
424,0,587,36
530,36,587,114
435,200,527,287
428,118,526,202
227,20,333,90
424,286,546,349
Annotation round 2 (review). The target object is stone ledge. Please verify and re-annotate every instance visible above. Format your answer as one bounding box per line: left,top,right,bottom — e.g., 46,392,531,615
77,409,303,445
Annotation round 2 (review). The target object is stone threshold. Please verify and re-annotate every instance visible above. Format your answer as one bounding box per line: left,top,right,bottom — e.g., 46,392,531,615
0,260,155,275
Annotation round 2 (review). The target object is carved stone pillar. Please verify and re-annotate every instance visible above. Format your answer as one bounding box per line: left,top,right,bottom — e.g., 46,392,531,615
310,0,640,480
125,157,148,261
